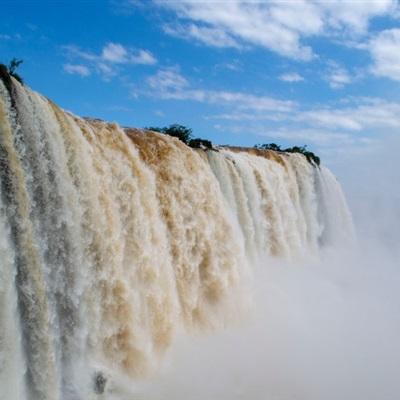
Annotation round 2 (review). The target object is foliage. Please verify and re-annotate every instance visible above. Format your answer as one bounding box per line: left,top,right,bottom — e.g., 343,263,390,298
146,124,214,150
254,143,320,166
285,145,321,166
9,58,23,75
254,143,281,151
146,126,163,133
188,138,213,149
146,124,192,144
0,58,24,85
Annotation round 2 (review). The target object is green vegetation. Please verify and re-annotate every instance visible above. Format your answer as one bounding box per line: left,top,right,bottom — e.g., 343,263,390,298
146,124,214,150
0,58,24,85
147,124,193,144
254,143,320,166
188,138,213,149
254,143,282,151
144,126,318,163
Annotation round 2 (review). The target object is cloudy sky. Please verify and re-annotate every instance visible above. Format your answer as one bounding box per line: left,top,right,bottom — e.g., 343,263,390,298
2,0,400,163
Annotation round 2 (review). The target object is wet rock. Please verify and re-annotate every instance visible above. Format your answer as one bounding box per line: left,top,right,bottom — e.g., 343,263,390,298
94,372,107,394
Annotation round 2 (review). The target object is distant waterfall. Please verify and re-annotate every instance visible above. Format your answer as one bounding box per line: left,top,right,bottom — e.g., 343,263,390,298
0,77,354,399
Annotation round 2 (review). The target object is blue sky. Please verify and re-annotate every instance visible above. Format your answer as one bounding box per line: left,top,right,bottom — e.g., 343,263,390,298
2,0,400,163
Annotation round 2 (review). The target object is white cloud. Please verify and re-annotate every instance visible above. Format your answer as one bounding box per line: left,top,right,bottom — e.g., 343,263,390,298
101,43,157,65
130,49,157,65
163,23,241,48
63,42,157,79
63,63,91,77
101,42,128,63
205,112,289,123
63,45,98,61
156,0,397,60
96,62,117,80
298,109,362,131
101,42,157,65
279,72,304,82
145,68,296,112
148,68,190,91
208,91,296,112
369,28,400,81
297,98,400,131
325,62,352,89
158,0,315,60
322,0,397,34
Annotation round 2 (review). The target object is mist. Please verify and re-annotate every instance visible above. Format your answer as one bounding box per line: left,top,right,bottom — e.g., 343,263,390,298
131,136,400,400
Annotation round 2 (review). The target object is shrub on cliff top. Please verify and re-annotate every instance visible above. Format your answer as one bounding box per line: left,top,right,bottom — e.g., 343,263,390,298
146,124,214,150
254,143,320,166
254,143,282,151
284,145,321,166
146,124,192,145
188,138,213,149
0,58,24,85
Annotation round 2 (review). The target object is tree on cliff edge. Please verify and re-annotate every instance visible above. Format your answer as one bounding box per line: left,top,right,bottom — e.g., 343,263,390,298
146,124,214,150
254,142,320,166
0,58,24,85
147,124,193,145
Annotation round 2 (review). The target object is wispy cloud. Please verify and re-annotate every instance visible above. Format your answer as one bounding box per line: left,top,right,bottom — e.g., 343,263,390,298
0,33,22,41
63,45,98,61
214,60,243,72
205,112,288,123
325,62,352,89
163,23,241,49
279,72,304,82
110,0,145,16
63,63,91,77
147,67,190,92
256,128,356,147
62,42,157,79
131,49,157,65
144,67,296,112
154,110,165,117
297,98,400,132
101,42,157,65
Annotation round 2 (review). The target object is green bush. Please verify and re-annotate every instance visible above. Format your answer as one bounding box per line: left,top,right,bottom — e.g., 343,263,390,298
254,143,320,166
146,124,192,144
188,138,213,149
284,145,320,166
254,143,282,151
146,124,214,150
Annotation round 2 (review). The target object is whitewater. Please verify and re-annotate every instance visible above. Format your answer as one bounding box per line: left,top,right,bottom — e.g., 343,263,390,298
1,76,358,399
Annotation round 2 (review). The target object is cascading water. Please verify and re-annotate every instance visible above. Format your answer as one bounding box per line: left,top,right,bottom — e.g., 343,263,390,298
0,76,354,399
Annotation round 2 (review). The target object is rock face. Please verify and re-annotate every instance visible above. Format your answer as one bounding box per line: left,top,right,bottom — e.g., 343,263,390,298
94,372,107,394
0,76,354,399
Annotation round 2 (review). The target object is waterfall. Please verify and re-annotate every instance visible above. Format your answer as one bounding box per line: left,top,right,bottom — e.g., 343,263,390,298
0,76,354,399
